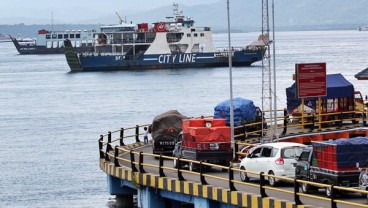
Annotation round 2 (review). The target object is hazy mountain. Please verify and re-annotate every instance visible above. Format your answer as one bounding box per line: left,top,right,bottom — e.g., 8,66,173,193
1,0,367,37
77,0,368,31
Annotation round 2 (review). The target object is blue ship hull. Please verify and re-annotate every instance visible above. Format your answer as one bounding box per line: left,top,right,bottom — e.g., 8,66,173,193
66,51,264,72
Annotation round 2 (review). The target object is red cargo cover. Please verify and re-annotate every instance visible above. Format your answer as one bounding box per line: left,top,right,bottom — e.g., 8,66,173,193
182,118,227,132
188,127,230,142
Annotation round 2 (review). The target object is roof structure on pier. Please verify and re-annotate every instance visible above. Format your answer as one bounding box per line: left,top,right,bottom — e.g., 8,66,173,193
355,67,368,80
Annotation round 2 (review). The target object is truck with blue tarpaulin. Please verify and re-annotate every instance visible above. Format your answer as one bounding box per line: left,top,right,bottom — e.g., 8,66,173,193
213,97,266,137
286,73,364,124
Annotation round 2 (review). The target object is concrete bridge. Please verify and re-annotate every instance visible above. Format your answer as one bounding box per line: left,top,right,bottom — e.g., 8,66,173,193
98,113,368,208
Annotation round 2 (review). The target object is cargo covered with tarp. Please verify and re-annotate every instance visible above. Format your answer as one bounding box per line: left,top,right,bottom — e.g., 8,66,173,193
151,110,188,154
312,137,368,170
214,97,256,126
182,118,230,143
152,110,187,142
286,73,355,114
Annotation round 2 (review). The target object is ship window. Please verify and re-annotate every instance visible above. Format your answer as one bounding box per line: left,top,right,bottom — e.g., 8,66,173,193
87,40,93,46
58,34,62,39
187,34,191,37
52,34,57,39
75,41,81,47
52,41,58,48
70,34,75,38
64,34,69,39
200,33,204,37
191,44,199,53
170,44,188,53
46,41,52,48
76,34,81,38
81,40,87,46
194,33,198,37
46,35,51,39
58,41,64,48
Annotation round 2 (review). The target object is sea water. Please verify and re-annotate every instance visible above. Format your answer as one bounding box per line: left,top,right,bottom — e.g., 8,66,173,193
0,30,367,207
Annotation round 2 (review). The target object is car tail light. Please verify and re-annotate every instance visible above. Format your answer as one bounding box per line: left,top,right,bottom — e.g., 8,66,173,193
275,158,284,165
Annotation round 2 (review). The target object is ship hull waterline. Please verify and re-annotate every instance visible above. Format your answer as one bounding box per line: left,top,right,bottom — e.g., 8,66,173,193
67,51,264,72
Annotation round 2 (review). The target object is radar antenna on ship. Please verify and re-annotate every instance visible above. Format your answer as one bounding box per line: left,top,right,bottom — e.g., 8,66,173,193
173,3,183,16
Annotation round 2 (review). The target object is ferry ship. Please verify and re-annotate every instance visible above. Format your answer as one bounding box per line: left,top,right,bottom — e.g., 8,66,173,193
64,4,268,72
10,29,96,54
358,26,368,31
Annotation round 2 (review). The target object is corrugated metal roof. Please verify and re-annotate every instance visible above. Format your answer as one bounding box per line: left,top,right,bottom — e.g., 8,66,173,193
355,67,368,80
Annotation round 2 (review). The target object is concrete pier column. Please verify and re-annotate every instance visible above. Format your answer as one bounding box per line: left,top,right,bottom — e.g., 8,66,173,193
107,175,137,208
138,186,166,208
116,195,134,208
193,197,217,208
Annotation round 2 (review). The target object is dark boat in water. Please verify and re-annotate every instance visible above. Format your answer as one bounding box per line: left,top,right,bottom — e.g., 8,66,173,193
10,29,96,54
64,3,268,72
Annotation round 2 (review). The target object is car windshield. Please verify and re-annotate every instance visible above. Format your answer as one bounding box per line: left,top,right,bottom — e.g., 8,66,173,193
281,146,305,159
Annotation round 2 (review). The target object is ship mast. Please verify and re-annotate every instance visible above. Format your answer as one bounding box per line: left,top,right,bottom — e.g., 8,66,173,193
172,3,182,16
51,11,54,32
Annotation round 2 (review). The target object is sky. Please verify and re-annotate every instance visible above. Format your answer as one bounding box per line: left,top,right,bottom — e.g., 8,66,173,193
0,0,220,24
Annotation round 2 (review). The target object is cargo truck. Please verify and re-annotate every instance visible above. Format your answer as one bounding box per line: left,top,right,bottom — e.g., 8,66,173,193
214,97,267,138
151,110,188,155
295,137,368,197
286,73,364,125
172,118,233,171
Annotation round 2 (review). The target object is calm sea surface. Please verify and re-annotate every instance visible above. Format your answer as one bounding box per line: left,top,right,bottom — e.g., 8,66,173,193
1,30,367,207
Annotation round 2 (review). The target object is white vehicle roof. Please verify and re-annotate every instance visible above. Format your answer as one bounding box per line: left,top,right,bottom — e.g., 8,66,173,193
257,142,307,148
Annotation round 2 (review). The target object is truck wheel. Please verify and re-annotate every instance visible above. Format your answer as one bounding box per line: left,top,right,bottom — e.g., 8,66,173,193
301,182,311,194
239,167,249,182
189,162,196,172
325,186,332,198
173,159,178,168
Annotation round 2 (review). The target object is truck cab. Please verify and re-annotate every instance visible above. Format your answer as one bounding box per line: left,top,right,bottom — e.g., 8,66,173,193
296,144,362,197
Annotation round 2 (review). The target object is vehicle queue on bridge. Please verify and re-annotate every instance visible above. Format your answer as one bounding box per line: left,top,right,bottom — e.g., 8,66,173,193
97,62,368,208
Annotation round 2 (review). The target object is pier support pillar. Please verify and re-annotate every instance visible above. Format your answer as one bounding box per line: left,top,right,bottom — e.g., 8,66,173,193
193,197,218,208
107,175,136,208
138,186,166,208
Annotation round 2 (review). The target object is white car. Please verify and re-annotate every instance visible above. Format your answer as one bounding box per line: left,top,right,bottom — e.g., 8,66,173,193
239,142,307,186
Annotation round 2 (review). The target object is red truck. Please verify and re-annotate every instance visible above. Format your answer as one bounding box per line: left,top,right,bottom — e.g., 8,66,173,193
172,118,233,171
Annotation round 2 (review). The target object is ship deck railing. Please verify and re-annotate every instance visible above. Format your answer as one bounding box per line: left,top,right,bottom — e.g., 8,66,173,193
107,38,155,44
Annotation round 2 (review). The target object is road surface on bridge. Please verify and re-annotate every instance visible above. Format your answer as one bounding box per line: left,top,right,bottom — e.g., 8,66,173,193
115,145,368,208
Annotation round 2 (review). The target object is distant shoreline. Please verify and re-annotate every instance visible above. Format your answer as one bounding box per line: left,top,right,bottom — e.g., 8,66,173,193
0,23,362,38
